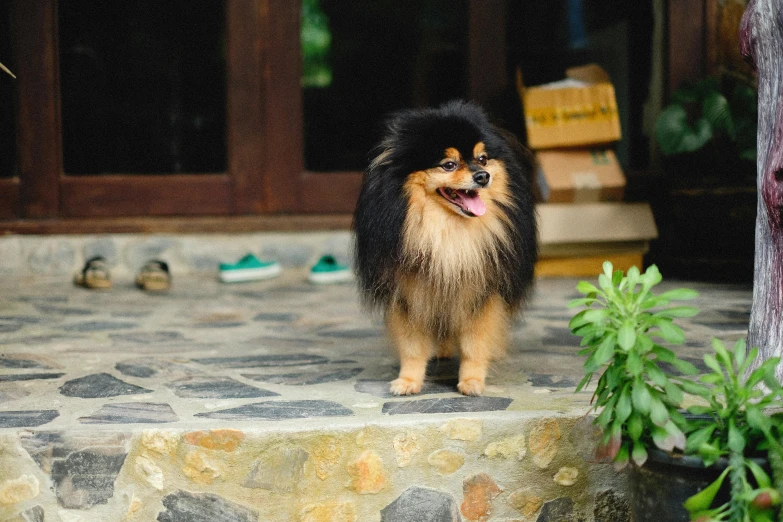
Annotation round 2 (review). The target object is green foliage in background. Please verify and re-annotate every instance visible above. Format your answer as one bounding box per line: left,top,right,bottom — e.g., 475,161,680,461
655,77,757,161
301,0,332,88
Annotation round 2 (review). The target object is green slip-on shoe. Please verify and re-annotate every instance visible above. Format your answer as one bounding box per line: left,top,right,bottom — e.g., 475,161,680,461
219,254,282,283
307,255,353,284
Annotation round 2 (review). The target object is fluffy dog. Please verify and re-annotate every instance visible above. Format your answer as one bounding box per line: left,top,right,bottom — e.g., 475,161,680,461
354,100,538,396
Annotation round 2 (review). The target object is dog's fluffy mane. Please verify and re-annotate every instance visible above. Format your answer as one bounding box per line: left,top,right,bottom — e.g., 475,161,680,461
353,100,537,316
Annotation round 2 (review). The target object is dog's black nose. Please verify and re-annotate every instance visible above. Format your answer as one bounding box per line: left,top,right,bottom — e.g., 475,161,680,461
473,171,490,186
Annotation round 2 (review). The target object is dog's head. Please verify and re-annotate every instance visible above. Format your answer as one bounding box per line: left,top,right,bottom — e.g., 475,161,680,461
367,100,527,220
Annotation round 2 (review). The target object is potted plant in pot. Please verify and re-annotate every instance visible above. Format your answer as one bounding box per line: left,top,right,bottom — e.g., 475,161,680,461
569,262,783,521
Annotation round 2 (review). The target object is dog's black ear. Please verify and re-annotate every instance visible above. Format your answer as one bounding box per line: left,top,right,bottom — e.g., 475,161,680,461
492,126,541,203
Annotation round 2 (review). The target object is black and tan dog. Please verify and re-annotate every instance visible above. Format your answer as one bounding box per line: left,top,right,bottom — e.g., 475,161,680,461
354,100,538,396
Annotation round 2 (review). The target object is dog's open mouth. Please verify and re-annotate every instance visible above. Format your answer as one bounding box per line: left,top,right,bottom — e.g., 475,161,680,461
437,187,486,217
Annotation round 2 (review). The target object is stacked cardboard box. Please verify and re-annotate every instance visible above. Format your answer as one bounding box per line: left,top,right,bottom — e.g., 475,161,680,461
517,64,658,276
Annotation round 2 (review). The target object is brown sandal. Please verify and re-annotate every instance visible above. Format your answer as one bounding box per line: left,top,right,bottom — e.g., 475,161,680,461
74,256,112,289
135,260,171,292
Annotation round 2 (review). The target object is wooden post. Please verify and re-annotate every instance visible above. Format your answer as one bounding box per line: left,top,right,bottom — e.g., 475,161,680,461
740,0,783,376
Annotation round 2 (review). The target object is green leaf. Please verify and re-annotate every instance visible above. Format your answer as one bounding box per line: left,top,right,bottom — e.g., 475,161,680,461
663,380,683,405
711,338,733,372
657,288,699,301
649,396,670,427
582,309,608,325
733,338,747,368
626,350,644,377
617,322,636,351
631,380,652,415
653,306,699,318
684,467,731,515
685,425,716,454
627,413,643,440
654,320,685,344
615,386,632,424
567,297,596,308
728,419,745,453
655,105,713,155
646,363,667,388
586,334,616,373
613,443,629,471
669,358,700,376
702,90,735,139
631,442,648,467
746,459,772,489
603,261,614,278
575,372,593,393
702,354,724,376
679,379,710,397
576,280,600,295
651,345,676,363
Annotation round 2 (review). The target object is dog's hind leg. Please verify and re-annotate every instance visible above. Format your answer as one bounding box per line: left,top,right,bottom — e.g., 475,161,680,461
387,306,434,395
457,295,509,396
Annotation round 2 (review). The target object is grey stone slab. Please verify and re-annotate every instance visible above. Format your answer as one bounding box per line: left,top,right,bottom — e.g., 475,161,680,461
243,446,309,492
382,396,513,415
380,486,460,522
62,320,138,332
542,327,580,347
317,328,382,339
0,410,59,428
167,376,279,399
110,331,186,344
157,490,259,522
34,304,94,315
5,334,83,346
0,355,54,369
19,432,129,510
252,312,301,322
242,367,363,386
59,373,152,398
15,505,45,522
79,402,178,424
537,497,579,522
115,362,157,378
594,489,630,522
528,374,577,389
0,373,65,382
355,379,459,398
193,353,329,368
195,400,353,420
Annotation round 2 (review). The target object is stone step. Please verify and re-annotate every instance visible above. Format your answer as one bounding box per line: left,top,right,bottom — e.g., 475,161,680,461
0,249,753,521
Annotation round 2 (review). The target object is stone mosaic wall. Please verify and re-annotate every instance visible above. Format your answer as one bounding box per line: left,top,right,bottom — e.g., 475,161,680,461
0,417,628,521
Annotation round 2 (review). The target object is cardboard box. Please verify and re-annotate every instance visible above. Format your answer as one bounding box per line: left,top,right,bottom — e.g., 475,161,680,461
536,149,626,203
537,202,658,252
517,64,622,149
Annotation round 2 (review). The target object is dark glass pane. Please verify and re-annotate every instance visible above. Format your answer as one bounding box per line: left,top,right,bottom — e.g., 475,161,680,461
59,1,226,175
302,0,468,172
0,0,15,178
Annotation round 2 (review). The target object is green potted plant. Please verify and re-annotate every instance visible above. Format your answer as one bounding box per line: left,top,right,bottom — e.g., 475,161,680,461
569,262,783,521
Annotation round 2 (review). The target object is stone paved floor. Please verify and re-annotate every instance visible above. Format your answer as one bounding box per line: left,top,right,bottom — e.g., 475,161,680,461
0,270,754,521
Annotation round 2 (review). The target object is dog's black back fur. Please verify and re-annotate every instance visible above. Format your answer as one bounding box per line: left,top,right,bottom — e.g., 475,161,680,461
353,100,538,311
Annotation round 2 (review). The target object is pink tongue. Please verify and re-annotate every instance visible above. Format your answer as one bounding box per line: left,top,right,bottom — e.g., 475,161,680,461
458,190,486,216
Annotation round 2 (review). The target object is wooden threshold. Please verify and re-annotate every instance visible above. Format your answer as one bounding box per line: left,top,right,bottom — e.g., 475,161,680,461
0,214,354,235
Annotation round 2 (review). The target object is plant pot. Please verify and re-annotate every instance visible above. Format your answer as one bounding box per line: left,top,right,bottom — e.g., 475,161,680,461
626,449,730,522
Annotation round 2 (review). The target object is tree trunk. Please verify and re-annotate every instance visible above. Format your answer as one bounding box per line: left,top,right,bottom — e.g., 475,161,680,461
741,0,783,377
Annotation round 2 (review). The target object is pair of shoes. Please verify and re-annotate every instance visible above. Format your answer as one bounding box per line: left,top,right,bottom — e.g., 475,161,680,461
135,260,172,292
218,254,352,284
219,254,282,283
73,257,171,292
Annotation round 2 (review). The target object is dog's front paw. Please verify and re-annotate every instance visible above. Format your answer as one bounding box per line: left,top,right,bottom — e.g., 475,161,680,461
390,377,422,396
457,378,485,396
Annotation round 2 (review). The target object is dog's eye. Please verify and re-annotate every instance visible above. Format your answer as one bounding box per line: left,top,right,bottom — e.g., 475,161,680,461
440,161,458,172
477,155,488,166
